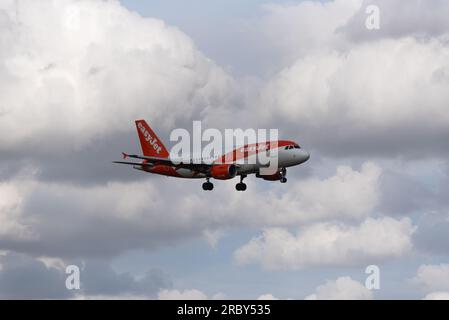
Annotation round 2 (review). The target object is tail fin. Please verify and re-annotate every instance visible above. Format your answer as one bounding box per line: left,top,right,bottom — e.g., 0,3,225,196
135,120,170,158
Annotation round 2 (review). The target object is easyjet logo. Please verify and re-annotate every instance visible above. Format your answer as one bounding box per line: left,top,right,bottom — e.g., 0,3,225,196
240,144,268,153
138,122,162,154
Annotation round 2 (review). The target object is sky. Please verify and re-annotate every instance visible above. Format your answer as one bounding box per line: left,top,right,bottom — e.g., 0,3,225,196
0,0,449,299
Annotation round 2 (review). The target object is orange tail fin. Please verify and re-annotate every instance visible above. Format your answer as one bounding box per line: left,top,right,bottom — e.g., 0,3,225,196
135,120,170,158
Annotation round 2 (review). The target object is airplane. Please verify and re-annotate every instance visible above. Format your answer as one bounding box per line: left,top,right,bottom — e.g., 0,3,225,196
113,120,310,191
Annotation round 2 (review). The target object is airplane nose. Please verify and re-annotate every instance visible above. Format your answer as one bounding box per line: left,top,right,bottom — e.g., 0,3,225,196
291,149,310,164
299,150,310,163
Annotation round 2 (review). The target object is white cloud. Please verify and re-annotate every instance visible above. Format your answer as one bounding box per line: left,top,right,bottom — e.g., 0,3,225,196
203,229,225,248
253,0,449,155
412,264,449,292
0,0,233,154
423,292,449,300
257,293,279,300
158,289,208,300
0,161,383,258
0,181,34,239
234,217,414,270
224,162,382,226
257,36,449,157
36,257,66,272
305,277,373,300
74,293,151,300
259,0,362,62
157,289,226,300
262,37,449,126
282,162,381,221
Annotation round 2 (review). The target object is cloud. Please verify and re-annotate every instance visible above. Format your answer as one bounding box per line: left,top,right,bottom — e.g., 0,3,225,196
0,181,32,239
257,293,279,300
0,252,171,299
158,289,208,300
80,261,172,298
257,36,449,158
0,177,213,258
234,217,415,270
423,292,449,300
377,166,436,216
0,162,382,258
217,161,382,227
0,252,71,299
412,264,449,292
305,276,373,300
273,162,381,222
258,0,362,64
414,212,449,255
0,0,234,183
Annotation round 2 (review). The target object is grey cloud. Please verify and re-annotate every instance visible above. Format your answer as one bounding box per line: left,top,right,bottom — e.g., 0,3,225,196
0,160,378,259
81,261,172,297
414,214,449,255
0,253,172,299
0,253,71,299
0,0,235,156
377,168,435,216
0,178,221,258
255,35,449,159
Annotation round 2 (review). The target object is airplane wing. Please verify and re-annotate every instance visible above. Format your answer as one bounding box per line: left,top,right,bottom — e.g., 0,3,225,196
112,161,154,167
113,153,214,173
120,153,173,164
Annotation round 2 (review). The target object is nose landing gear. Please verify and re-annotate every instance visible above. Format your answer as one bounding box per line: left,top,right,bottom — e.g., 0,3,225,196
236,175,247,191
202,178,214,191
280,168,287,184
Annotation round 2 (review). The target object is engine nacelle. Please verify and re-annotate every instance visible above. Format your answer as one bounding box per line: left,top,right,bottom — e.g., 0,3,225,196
210,164,237,180
256,170,282,181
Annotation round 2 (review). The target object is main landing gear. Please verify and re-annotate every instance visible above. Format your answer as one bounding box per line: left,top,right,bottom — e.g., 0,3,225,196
236,175,247,192
280,168,287,184
202,178,214,191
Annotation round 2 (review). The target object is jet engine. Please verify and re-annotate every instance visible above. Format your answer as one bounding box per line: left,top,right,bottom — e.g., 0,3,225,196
210,164,237,180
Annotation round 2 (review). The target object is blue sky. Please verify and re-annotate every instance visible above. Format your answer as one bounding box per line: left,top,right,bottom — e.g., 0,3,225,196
121,0,292,76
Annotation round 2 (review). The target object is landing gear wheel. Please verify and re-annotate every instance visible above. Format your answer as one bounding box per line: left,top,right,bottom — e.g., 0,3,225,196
202,180,214,191
280,168,287,184
236,175,248,191
236,183,247,191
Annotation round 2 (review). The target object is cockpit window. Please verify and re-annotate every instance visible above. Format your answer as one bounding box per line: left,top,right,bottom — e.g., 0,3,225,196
294,145,301,149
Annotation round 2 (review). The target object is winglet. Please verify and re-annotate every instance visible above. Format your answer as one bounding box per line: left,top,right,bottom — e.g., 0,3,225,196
122,152,129,159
